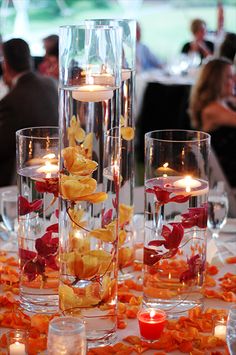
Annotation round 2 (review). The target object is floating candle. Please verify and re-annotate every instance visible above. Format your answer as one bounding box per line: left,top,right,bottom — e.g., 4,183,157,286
214,324,226,340
72,85,114,102
37,161,59,178
138,308,166,340
173,175,201,193
156,162,175,176
9,341,26,355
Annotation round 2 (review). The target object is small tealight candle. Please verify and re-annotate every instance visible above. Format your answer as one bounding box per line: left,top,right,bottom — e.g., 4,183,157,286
214,322,226,340
138,308,166,340
173,175,201,192
9,341,26,355
37,161,59,178
72,85,114,102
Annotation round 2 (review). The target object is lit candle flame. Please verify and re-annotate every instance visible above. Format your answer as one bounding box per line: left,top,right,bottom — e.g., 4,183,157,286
43,153,56,160
150,309,156,318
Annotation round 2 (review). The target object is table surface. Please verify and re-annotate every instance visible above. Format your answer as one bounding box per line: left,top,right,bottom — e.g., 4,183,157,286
0,187,235,354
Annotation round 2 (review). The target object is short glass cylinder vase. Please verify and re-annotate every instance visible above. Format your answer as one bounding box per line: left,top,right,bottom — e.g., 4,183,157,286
16,127,59,313
85,19,137,280
143,130,210,317
59,24,122,347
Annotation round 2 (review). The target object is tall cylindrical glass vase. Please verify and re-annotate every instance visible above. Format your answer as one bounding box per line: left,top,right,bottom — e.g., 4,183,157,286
143,130,210,317
59,25,122,346
16,126,59,313
86,19,136,280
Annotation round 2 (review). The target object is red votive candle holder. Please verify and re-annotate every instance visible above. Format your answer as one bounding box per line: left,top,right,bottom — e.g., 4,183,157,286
137,308,166,340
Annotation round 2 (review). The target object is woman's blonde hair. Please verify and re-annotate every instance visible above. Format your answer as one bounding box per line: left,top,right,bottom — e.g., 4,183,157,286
189,57,232,129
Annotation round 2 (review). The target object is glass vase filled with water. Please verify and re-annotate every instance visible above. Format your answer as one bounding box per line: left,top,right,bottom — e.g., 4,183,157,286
143,130,210,317
59,24,122,347
16,126,59,313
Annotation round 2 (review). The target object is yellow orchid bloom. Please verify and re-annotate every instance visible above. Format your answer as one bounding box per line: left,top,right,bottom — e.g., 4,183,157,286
60,174,97,201
119,203,134,226
121,126,135,141
62,146,98,176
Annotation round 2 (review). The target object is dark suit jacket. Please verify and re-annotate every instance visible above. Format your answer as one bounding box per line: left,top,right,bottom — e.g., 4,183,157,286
0,71,58,186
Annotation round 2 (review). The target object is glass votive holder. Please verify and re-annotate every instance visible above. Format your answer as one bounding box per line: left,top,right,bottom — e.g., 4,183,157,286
7,330,27,355
214,318,227,341
47,316,87,355
133,213,144,264
137,308,166,341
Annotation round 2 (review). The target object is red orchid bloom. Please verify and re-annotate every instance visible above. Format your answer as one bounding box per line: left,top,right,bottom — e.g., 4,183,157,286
35,232,58,258
23,256,45,282
161,223,184,249
46,223,59,233
180,254,205,283
35,177,59,197
181,204,208,229
18,196,43,216
144,245,179,266
146,186,190,205
19,248,37,268
102,208,113,227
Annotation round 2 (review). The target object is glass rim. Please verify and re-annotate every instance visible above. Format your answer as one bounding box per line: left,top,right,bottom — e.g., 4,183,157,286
16,126,59,140
85,18,136,24
49,316,85,335
145,129,211,143
137,308,166,321
59,24,121,30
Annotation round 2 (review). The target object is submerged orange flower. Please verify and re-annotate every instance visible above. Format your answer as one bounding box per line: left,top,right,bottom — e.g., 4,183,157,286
121,127,135,141
60,175,96,201
67,115,85,147
62,146,98,176
119,204,133,226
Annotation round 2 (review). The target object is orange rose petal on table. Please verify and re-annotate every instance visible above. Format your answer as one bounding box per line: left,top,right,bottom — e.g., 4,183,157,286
123,335,142,345
30,314,50,333
179,341,193,352
126,305,139,319
28,335,47,355
118,291,135,303
0,334,7,348
117,319,128,329
207,264,219,275
205,275,216,287
221,291,236,302
225,256,236,264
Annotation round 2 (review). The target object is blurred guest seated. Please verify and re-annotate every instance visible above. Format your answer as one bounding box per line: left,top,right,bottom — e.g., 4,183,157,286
219,32,236,62
189,57,236,186
136,22,163,73
0,38,58,186
181,19,214,61
38,34,59,80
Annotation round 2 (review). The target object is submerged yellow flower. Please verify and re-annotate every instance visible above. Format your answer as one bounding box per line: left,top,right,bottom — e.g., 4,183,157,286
60,175,97,201
67,115,86,147
121,126,135,141
62,146,98,176
119,203,134,226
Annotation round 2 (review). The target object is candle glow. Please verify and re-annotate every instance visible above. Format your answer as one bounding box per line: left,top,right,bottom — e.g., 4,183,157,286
138,308,166,340
72,85,114,102
9,341,26,355
37,161,59,178
173,175,201,192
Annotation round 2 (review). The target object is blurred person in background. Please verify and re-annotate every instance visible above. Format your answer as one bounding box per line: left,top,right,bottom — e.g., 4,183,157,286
181,19,214,61
38,34,59,80
136,22,163,73
0,38,58,186
219,32,236,63
189,57,236,186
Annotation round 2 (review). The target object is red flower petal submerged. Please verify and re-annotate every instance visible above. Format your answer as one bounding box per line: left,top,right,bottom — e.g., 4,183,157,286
35,178,59,197
102,208,113,227
161,223,184,249
35,232,58,258
182,204,208,229
46,223,59,233
23,257,45,282
18,196,43,216
180,254,205,283
146,185,190,205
